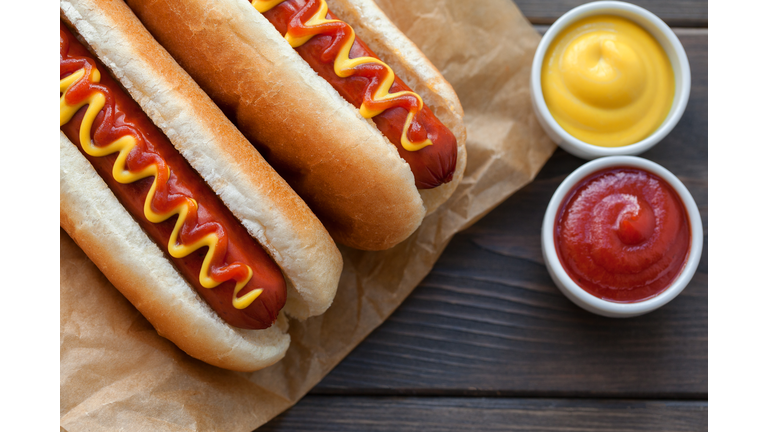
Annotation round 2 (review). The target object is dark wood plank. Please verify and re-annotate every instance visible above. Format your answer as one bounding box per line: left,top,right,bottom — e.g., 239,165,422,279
516,0,708,27
312,30,707,398
262,397,707,431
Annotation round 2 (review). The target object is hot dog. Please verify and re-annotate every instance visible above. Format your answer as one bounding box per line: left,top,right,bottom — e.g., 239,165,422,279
60,0,342,371
258,0,457,190
124,0,468,250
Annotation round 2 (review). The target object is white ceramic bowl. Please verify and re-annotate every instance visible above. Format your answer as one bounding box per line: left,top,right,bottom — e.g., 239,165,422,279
530,1,691,159
541,156,703,317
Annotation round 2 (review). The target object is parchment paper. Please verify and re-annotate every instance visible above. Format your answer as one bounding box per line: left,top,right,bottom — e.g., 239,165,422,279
60,0,556,430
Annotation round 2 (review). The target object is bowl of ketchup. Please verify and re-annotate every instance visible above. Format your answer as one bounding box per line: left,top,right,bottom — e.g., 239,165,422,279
542,156,702,317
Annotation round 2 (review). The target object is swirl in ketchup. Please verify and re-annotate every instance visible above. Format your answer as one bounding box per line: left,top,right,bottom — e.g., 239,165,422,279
555,167,691,303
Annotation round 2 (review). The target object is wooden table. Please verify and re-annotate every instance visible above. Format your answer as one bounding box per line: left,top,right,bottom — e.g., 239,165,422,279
262,1,708,430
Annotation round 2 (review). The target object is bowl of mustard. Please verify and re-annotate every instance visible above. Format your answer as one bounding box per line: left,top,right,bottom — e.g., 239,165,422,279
530,1,691,159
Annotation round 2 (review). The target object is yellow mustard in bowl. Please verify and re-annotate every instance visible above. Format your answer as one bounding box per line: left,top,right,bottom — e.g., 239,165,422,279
541,15,674,147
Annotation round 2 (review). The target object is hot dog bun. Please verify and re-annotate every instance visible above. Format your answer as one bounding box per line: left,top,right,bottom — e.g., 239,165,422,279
124,0,467,250
60,0,342,371
61,132,291,371
326,0,468,214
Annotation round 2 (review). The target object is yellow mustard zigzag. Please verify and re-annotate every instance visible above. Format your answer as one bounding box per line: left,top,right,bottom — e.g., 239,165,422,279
252,0,432,151
60,67,260,309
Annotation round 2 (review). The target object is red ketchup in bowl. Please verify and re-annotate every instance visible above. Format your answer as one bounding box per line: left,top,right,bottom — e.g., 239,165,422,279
554,167,691,303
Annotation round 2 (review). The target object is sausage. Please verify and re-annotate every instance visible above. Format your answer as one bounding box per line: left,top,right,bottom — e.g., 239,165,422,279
60,23,286,329
259,0,458,189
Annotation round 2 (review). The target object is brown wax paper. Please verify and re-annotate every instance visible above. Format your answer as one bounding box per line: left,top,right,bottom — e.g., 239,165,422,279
60,0,556,430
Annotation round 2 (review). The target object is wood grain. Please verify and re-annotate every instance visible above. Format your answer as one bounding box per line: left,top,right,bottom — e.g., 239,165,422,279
310,30,708,398
516,0,708,27
261,397,708,431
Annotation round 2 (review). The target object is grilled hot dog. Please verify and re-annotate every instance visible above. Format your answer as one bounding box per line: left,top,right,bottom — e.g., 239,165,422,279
59,0,342,371
125,0,468,250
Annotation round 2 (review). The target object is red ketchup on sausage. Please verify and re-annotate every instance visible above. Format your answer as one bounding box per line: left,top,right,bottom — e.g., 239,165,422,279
554,167,691,303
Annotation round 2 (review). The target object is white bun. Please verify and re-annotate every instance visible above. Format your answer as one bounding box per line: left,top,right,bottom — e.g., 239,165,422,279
60,0,342,371
61,132,290,371
124,0,467,248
